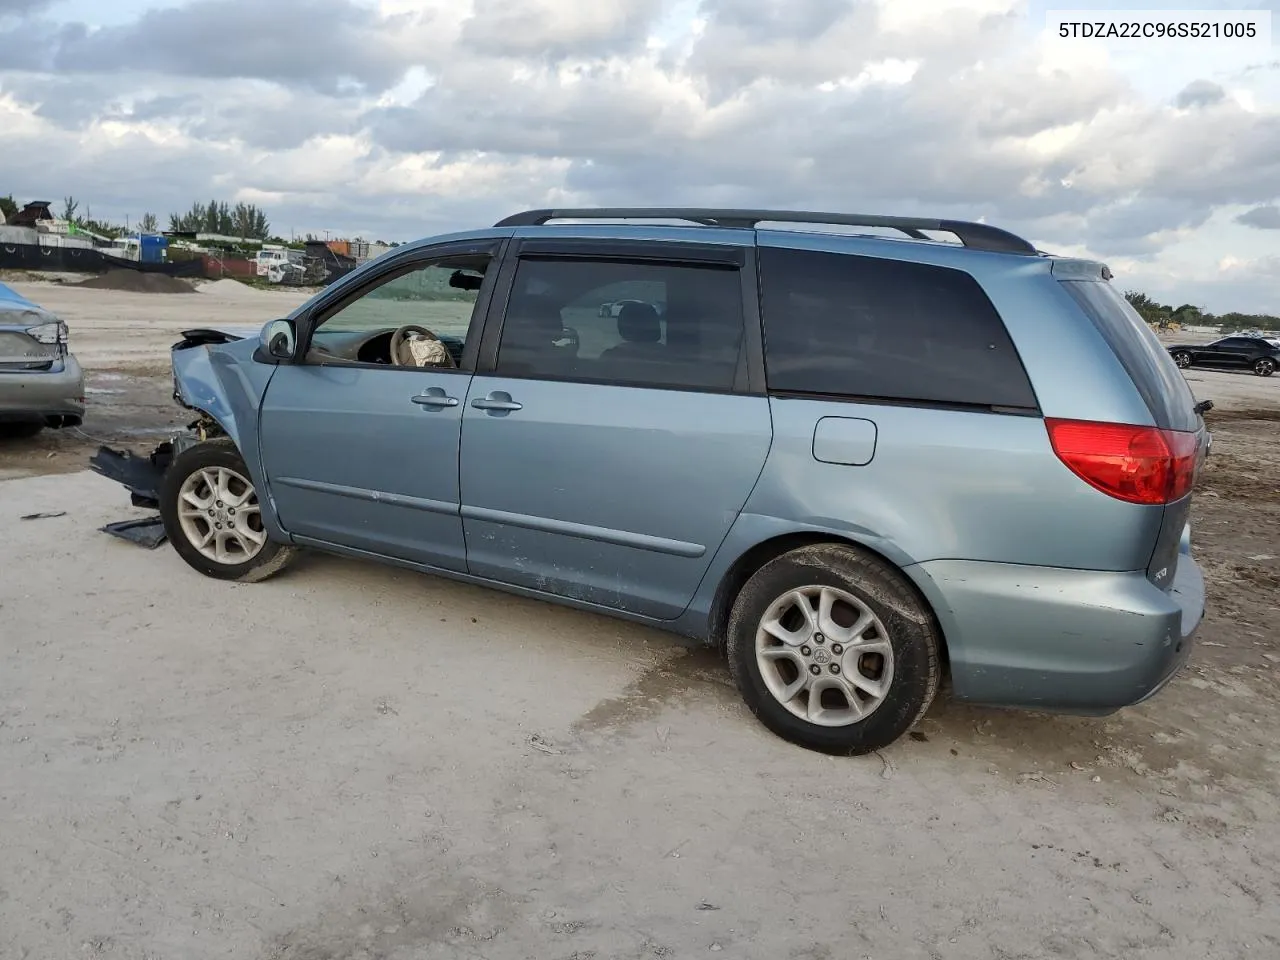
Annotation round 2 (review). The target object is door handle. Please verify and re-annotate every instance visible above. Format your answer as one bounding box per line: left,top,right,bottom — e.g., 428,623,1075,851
471,393,523,412
411,388,459,408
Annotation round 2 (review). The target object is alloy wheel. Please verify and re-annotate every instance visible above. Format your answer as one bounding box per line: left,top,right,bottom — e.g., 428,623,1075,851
176,466,268,564
755,585,895,727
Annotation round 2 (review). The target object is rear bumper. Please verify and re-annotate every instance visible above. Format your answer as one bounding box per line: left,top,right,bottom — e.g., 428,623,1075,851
908,549,1205,714
0,353,85,425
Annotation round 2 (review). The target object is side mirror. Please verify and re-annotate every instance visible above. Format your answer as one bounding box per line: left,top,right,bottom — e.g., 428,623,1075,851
260,318,296,361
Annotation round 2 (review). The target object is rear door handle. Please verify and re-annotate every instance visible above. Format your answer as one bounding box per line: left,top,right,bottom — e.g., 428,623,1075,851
411,388,459,408
471,393,523,412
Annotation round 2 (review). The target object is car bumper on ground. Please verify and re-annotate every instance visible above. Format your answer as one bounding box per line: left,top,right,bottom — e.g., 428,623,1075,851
908,546,1205,714
0,353,86,426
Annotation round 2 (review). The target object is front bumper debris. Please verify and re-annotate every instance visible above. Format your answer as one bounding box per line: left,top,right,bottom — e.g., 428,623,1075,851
89,419,212,507
90,444,179,550
100,517,168,548
89,443,174,509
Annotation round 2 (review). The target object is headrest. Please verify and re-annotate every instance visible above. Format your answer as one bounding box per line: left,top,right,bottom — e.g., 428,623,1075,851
617,301,661,343
513,295,564,334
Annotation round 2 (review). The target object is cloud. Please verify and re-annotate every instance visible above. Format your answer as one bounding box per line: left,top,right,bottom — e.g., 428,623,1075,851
1236,204,1280,229
683,0,997,102
1175,80,1226,109
459,0,665,58
0,75,130,127
1068,197,1213,256
1237,59,1280,78
1121,259,1280,318
0,73,363,149
0,0,51,17
0,0,420,94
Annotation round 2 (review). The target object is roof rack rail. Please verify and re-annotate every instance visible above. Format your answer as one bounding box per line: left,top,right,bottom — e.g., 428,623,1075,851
493,207,1038,256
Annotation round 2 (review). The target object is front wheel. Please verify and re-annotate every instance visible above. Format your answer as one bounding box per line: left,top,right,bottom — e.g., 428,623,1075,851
1254,358,1276,377
159,437,298,582
1172,351,1193,369
725,544,941,755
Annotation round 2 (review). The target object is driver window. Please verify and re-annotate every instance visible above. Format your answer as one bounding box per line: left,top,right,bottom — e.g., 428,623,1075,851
307,255,489,369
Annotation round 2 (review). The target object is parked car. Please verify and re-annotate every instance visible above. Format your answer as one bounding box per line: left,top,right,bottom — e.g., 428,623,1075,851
1166,335,1280,377
0,281,84,436
92,208,1208,754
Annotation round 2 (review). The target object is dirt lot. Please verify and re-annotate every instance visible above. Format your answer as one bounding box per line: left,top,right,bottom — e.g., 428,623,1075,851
2,283,1279,959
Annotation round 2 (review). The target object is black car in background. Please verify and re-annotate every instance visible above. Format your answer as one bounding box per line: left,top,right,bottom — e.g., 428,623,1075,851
1167,335,1280,377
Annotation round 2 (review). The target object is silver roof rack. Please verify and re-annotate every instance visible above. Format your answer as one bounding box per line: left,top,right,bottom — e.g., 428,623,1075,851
494,207,1038,256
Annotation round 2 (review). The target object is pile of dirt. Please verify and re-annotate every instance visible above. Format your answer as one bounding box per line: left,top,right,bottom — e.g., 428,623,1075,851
77,271,196,295
196,278,271,300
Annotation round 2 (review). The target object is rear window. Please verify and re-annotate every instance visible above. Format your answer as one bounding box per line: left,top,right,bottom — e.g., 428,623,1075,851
758,247,1037,410
1059,280,1199,432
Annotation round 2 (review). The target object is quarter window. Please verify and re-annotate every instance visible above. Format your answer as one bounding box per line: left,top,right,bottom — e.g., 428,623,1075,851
495,257,745,391
759,247,1037,409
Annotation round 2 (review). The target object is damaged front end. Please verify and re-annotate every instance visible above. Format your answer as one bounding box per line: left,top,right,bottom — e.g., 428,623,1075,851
88,413,226,509
89,327,250,509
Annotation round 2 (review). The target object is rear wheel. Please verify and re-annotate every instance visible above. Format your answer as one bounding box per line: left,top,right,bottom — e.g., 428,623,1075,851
0,421,44,439
159,438,298,582
726,543,940,755
1172,351,1193,369
1254,358,1276,377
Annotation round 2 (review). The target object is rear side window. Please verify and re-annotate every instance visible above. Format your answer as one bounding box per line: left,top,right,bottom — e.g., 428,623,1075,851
758,247,1036,409
1059,280,1199,432
495,257,744,391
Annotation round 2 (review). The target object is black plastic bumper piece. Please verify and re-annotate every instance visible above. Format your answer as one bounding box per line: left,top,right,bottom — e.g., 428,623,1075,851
101,516,168,549
88,443,174,509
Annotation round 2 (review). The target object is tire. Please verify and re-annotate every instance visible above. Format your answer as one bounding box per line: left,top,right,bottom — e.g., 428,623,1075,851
159,437,298,582
0,421,44,439
726,543,940,755
1172,351,1193,369
1254,358,1276,377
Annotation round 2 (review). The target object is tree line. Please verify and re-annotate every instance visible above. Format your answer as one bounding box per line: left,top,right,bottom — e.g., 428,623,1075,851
0,193,270,242
3,192,408,255
1124,291,1279,332
167,199,270,240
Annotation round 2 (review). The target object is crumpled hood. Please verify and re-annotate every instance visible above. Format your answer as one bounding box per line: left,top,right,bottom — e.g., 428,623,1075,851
201,324,262,341
171,334,277,455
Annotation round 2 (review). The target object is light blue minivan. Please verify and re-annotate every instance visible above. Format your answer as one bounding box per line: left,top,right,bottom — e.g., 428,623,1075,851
94,209,1208,753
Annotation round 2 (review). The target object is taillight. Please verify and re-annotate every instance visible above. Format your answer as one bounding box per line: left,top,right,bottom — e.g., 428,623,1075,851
1045,418,1199,505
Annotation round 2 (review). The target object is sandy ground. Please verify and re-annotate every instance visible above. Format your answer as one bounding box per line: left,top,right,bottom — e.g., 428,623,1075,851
2,283,1279,959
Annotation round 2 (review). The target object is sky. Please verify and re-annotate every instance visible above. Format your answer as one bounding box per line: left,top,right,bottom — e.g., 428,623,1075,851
1,0,1277,314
